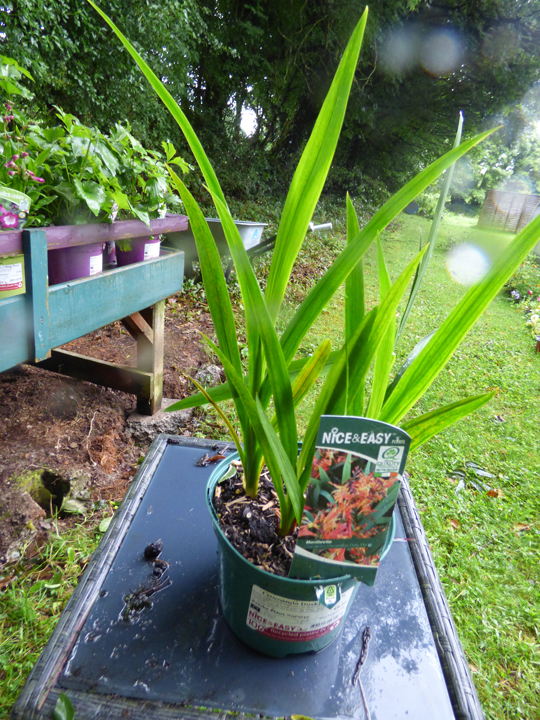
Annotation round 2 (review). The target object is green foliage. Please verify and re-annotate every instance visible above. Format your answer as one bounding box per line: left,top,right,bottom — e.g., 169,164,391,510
89,0,540,541
0,0,210,148
451,114,540,209
5,1,540,200
0,517,101,715
415,184,441,218
525,303,540,339
0,56,189,228
506,256,540,302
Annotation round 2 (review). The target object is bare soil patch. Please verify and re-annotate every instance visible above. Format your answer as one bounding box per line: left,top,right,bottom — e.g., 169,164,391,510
0,292,217,565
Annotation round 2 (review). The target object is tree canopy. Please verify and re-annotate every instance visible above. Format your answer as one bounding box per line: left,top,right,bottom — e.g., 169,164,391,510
2,0,540,199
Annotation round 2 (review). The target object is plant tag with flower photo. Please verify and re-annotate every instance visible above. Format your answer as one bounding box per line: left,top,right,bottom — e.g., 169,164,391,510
289,415,410,585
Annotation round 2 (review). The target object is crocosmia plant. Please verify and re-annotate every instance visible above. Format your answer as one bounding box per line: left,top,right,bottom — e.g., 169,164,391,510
89,1,540,538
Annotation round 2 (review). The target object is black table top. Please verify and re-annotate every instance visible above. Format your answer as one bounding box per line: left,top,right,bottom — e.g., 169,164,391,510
12,436,484,720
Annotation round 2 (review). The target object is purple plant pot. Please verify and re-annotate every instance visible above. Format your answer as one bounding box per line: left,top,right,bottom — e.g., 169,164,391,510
115,237,161,267
48,243,104,285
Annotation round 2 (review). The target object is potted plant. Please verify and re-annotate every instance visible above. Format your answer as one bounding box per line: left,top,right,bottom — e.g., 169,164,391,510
0,57,45,232
0,58,190,282
90,0,540,657
26,111,189,276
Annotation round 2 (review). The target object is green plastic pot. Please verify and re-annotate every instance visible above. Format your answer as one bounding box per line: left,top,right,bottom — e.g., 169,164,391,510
207,454,395,658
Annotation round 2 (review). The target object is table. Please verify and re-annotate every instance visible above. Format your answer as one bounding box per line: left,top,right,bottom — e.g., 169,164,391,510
12,436,485,720
0,217,187,413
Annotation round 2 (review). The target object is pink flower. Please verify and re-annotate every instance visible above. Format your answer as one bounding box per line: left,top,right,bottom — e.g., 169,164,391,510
1,212,19,228
21,152,29,157
4,160,16,169
33,177,45,183
528,290,533,296
7,170,15,176
11,154,19,161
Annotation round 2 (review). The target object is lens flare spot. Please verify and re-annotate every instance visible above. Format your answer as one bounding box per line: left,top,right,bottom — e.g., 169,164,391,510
380,27,419,74
446,244,490,285
420,30,463,76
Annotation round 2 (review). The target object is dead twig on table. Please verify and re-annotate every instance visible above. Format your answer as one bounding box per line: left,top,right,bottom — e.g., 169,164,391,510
352,625,372,720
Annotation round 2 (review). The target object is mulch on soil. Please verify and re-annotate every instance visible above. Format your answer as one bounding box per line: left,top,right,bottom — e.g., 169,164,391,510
212,463,298,577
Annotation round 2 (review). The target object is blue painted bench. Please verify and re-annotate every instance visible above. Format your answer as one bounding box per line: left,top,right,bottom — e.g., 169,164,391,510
0,216,187,414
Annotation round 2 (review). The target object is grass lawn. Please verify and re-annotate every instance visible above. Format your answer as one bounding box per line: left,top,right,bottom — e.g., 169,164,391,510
297,210,540,719
1,208,538,720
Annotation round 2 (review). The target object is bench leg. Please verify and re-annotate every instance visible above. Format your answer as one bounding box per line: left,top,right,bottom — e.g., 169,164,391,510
34,302,165,416
121,300,165,415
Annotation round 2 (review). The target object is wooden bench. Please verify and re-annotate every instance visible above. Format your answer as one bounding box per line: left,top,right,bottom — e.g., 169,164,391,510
0,216,187,414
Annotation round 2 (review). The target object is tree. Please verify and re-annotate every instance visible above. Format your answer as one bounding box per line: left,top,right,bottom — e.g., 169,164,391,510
0,0,210,146
3,0,540,199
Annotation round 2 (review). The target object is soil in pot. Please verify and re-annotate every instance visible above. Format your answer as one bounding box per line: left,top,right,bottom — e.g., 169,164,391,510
208,458,361,657
212,465,298,577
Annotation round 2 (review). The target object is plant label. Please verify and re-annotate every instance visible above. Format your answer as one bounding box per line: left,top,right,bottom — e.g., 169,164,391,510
289,415,410,585
0,261,23,290
246,583,355,642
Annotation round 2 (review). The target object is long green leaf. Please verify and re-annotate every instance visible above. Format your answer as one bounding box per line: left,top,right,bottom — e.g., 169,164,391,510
181,370,245,467
396,111,464,344
168,172,241,373
278,128,496,369
255,397,304,528
345,194,364,415
401,392,495,451
211,194,298,465
384,329,437,402
296,244,427,478
325,244,428,417
290,339,332,408
86,0,227,209
167,172,251,440
265,9,368,323
205,192,263,399
366,237,395,418
270,340,332,428
204,334,301,531
201,334,286,506
380,213,540,425
166,350,340,412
